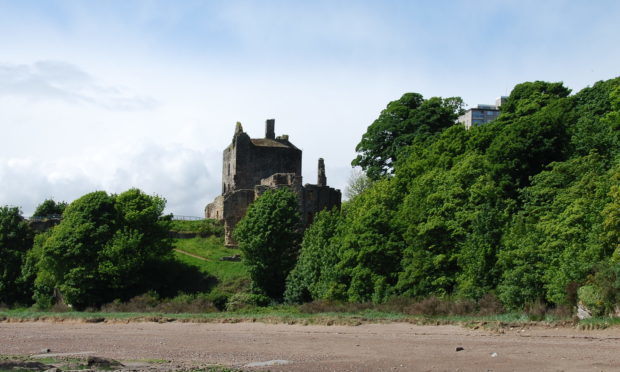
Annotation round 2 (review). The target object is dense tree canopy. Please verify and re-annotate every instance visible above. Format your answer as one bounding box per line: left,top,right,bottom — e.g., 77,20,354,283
352,93,464,179
32,199,67,218
286,76,620,313
0,206,33,305
234,188,302,300
32,189,172,309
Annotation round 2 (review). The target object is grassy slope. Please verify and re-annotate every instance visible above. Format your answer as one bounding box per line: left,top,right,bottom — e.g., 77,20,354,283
173,236,249,291
169,219,223,236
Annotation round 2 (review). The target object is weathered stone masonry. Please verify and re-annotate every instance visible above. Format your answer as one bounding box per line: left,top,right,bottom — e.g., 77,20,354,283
206,119,341,245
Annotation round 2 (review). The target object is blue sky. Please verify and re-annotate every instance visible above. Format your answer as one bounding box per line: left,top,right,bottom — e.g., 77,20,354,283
1,0,619,215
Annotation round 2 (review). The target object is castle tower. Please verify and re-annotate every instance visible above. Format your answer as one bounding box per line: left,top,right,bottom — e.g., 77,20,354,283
317,158,326,187
265,119,275,139
205,119,340,246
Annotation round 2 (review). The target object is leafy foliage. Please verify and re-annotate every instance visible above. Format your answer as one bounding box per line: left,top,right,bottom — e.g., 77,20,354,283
32,199,67,218
234,188,302,300
352,93,464,179
286,76,620,312
284,209,342,303
32,189,173,309
344,168,374,200
0,206,34,305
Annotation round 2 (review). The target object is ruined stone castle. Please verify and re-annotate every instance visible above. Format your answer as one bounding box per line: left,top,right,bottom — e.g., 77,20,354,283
205,119,341,245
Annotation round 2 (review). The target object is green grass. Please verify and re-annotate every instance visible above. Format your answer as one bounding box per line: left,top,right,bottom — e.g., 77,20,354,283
0,305,588,327
173,237,249,290
577,316,620,328
169,219,223,236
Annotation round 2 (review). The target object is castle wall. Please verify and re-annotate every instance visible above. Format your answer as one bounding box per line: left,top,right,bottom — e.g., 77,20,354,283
205,195,224,220
240,144,301,190
207,120,340,246
221,189,255,246
222,138,301,193
301,184,342,225
222,146,235,194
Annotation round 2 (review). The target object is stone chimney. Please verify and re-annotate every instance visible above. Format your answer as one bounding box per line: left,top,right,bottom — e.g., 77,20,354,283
265,119,275,139
234,121,244,135
317,158,326,186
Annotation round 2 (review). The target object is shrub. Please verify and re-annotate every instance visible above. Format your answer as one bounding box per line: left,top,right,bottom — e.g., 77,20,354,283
100,292,218,313
477,293,505,315
299,300,373,314
577,285,606,317
225,293,271,311
524,300,548,321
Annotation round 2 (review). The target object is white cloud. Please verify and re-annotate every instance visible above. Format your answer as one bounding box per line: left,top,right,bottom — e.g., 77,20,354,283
0,61,158,111
0,142,219,217
0,1,619,220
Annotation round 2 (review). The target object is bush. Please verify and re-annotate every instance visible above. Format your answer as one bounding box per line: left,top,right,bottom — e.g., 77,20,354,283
100,292,218,313
299,300,373,314
298,296,502,317
225,293,271,311
577,285,606,317
400,297,476,316
206,289,230,311
477,293,505,315
524,300,548,321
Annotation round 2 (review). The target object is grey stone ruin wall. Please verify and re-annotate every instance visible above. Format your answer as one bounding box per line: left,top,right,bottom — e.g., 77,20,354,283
301,183,342,225
222,136,301,193
244,144,302,188
221,189,255,245
206,119,340,246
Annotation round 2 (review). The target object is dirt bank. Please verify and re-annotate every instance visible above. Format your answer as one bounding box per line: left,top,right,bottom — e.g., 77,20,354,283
1,321,619,371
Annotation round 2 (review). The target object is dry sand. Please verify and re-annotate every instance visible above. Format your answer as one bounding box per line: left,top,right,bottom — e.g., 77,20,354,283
1,320,619,371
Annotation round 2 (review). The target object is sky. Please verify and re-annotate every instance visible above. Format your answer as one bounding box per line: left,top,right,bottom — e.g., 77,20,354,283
1,0,619,216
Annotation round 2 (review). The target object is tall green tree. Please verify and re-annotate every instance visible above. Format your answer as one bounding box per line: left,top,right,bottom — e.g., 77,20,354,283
352,93,464,179
326,178,405,303
569,78,620,158
234,188,302,300
0,206,34,305
32,199,67,217
487,94,574,195
33,189,172,309
284,209,342,303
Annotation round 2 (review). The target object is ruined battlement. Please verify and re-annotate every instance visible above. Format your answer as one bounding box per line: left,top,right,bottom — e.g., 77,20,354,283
206,119,341,245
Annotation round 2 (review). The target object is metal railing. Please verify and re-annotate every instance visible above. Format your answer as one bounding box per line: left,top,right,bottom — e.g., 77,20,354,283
171,215,205,221
26,214,205,222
